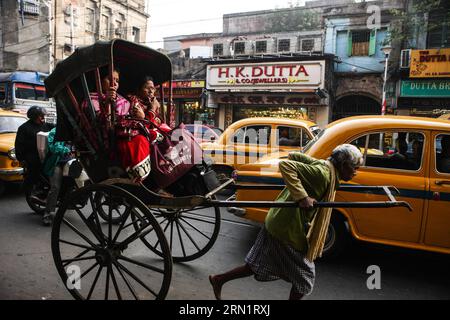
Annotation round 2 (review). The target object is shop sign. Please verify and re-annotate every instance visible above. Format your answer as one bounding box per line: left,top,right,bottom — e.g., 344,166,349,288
163,80,205,88
206,61,325,90
164,88,203,98
400,80,450,97
410,49,450,78
216,94,322,105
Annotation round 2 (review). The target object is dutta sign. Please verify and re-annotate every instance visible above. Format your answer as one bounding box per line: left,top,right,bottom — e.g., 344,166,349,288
206,61,325,90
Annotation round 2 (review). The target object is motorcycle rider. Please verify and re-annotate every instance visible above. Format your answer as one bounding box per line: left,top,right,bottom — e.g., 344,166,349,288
15,106,53,200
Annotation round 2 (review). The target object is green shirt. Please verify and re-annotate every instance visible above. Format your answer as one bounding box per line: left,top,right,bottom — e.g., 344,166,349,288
265,152,340,252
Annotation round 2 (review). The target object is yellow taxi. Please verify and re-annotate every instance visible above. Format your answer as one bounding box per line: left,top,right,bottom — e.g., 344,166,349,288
234,116,450,257
201,117,320,178
0,109,27,194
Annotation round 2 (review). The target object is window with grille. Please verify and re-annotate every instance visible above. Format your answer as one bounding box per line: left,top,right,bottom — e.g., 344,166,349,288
351,30,371,56
101,14,110,37
278,39,291,52
255,40,267,53
234,42,245,54
213,44,223,56
86,7,95,32
427,10,450,48
19,0,40,15
301,39,315,51
132,27,140,43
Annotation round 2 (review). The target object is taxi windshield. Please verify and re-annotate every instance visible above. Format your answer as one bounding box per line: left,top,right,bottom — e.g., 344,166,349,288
302,128,326,153
0,116,27,133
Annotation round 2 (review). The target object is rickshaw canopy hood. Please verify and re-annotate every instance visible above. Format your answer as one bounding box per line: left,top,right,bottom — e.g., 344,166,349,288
45,39,172,97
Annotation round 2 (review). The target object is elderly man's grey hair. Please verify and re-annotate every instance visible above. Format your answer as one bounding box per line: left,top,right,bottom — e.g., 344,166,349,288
329,144,363,168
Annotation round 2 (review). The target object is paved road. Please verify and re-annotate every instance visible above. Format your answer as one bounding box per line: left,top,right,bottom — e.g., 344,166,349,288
0,185,449,300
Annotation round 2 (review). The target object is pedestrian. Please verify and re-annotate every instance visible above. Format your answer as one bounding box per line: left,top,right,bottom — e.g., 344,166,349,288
209,144,363,300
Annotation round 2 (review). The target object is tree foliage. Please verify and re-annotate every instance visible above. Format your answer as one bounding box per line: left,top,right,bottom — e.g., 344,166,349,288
268,2,321,33
387,0,450,47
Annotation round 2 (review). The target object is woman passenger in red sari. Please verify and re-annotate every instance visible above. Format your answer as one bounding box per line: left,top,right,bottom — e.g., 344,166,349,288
115,76,168,182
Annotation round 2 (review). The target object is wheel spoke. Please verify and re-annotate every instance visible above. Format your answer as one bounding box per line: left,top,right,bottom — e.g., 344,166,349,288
118,255,165,274
86,265,103,300
63,248,91,268
179,216,211,240
74,207,106,246
112,207,133,243
59,239,96,251
113,263,139,300
169,220,174,251
62,218,99,249
114,260,158,298
105,264,110,300
109,265,122,300
119,217,156,249
179,212,216,225
61,255,96,264
174,220,187,257
108,204,113,245
80,261,99,280
176,220,201,251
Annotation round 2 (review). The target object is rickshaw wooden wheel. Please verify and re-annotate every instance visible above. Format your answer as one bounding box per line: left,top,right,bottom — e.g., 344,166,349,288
131,197,221,262
51,184,173,300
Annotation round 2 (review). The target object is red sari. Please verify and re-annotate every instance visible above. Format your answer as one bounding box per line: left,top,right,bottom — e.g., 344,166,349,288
116,95,167,182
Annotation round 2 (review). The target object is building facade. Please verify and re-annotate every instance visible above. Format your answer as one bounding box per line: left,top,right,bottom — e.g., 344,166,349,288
393,0,450,118
164,0,411,129
0,0,51,72
0,0,149,73
323,0,405,120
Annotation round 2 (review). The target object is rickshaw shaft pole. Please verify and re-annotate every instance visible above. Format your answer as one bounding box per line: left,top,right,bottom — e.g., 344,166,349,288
206,200,412,210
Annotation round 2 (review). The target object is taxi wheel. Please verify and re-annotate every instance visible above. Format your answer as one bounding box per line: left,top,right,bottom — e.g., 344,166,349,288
321,213,350,260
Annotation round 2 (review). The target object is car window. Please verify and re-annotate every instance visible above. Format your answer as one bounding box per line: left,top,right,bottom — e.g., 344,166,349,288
231,125,271,145
0,116,27,133
276,126,310,147
309,125,321,136
436,134,450,174
303,128,325,153
350,131,424,171
14,83,48,101
0,83,6,103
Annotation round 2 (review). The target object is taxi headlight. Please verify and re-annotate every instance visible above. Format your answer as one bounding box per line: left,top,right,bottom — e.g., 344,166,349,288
8,148,17,160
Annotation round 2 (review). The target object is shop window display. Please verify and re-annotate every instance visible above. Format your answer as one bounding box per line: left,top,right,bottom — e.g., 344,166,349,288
181,101,217,126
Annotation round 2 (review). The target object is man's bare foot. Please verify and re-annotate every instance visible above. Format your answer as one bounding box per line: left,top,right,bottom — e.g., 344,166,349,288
209,275,222,300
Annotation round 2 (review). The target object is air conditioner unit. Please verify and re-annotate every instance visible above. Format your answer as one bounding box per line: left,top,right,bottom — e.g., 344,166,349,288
300,38,315,52
115,28,122,36
400,49,411,68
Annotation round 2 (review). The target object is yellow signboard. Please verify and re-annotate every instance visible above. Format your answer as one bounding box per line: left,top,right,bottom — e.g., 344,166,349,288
410,48,450,78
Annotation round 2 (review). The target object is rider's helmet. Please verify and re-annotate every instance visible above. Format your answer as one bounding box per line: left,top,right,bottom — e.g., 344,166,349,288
27,106,47,121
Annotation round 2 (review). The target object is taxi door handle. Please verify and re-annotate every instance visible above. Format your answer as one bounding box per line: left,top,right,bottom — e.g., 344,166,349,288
435,180,450,186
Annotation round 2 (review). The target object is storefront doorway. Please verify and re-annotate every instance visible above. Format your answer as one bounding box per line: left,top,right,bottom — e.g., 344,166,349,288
333,95,380,121
180,101,218,126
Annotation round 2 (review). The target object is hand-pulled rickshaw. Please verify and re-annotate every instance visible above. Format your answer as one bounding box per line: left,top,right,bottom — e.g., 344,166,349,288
45,40,412,300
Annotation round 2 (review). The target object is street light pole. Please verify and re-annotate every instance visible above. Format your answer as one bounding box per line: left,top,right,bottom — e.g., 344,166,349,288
381,45,392,116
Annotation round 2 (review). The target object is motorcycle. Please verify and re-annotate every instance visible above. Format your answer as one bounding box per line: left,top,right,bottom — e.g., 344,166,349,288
24,159,89,215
